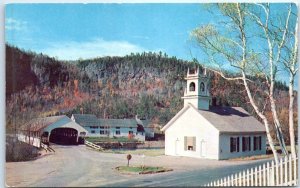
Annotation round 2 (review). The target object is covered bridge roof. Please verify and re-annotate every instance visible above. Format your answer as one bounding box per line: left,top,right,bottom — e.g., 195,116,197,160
18,115,88,134
18,115,66,132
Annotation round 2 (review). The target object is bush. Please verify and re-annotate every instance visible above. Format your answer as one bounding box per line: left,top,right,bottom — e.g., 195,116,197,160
6,136,39,162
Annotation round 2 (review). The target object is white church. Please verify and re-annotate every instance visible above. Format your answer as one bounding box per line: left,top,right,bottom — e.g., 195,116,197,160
161,67,266,160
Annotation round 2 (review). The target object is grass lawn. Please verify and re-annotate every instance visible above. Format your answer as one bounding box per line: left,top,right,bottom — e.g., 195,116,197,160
116,166,172,174
274,145,298,153
85,136,138,143
104,148,165,156
229,145,299,161
228,154,274,161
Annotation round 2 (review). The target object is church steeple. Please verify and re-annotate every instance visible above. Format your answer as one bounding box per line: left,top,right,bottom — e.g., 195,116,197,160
182,67,211,110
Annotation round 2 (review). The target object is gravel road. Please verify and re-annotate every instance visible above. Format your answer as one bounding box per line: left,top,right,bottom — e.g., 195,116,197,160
6,145,273,187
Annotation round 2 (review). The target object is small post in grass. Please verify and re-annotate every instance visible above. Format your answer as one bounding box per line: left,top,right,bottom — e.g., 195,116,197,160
127,154,132,167
142,154,145,170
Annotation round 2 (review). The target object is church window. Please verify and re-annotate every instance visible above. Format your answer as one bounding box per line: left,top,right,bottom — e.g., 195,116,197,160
253,136,262,150
242,136,251,151
200,82,205,92
184,136,196,151
189,82,196,91
230,137,240,152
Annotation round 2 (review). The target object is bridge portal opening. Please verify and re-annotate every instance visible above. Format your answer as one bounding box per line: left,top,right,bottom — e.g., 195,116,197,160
49,128,78,145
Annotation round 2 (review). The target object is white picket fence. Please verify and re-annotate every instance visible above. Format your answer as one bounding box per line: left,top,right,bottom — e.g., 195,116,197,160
17,134,41,148
205,155,298,186
85,140,104,151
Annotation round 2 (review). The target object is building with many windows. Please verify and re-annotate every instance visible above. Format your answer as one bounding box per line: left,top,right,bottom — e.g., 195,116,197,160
161,68,266,160
71,114,146,141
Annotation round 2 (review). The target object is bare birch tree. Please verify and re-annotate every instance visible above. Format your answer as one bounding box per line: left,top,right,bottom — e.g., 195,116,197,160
243,3,296,156
278,7,298,158
190,3,287,163
246,3,298,158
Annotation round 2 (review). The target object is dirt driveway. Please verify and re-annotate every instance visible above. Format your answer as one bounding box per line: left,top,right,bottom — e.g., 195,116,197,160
6,145,272,187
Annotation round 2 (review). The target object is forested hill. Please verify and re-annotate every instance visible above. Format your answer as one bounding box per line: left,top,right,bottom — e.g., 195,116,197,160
6,44,296,141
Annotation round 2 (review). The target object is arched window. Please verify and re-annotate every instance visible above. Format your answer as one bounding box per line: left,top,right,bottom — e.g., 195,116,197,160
189,82,195,91
200,82,205,92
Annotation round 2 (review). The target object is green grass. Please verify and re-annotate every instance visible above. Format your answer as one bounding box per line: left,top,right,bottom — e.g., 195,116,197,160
85,136,138,143
104,148,165,156
116,166,172,174
228,154,274,161
274,145,298,153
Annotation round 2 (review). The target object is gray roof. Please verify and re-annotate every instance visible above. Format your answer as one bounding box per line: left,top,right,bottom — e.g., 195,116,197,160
72,114,100,127
19,115,66,132
98,119,138,128
198,106,266,133
136,118,151,127
72,114,139,128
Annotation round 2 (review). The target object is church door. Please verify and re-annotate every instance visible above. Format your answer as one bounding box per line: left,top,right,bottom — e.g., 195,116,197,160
201,140,206,157
175,138,180,155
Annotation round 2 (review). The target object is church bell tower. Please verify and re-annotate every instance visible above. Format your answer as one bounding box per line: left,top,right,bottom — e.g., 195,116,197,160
182,67,211,110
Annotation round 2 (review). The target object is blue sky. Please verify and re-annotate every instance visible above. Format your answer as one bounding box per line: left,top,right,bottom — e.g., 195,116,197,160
5,3,297,86
5,4,219,61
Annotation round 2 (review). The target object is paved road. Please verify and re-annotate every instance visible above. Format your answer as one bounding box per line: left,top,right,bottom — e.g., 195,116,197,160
6,145,273,187
103,159,272,187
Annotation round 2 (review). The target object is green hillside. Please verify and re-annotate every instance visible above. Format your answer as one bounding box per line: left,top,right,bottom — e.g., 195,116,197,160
6,44,296,142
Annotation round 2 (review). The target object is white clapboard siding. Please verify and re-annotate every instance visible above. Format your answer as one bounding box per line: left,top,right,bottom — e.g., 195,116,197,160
205,155,298,187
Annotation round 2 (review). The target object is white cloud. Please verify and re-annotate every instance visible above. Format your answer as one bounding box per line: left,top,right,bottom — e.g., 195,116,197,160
41,38,151,60
5,18,27,31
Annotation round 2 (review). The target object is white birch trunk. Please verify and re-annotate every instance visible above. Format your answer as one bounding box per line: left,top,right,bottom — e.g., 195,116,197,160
289,74,296,159
288,17,298,159
242,71,279,163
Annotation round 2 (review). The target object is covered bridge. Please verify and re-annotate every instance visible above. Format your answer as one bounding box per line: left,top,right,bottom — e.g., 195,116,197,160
18,115,88,147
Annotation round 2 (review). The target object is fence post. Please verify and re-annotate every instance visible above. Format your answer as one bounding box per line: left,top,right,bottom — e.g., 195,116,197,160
242,170,246,186
263,163,266,186
238,172,242,186
267,162,270,186
250,168,254,186
293,156,297,185
271,160,275,186
259,165,262,186
276,159,279,185
227,176,230,187
246,169,250,186
234,174,237,186
280,157,283,185
231,174,234,186
289,155,292,186
285,155,288,185
255,166,258,186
